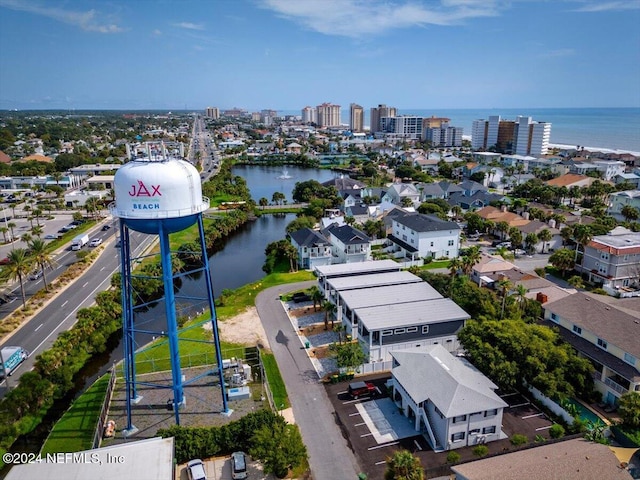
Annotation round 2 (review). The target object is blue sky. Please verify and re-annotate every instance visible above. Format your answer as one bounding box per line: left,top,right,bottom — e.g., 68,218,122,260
0,0,639,111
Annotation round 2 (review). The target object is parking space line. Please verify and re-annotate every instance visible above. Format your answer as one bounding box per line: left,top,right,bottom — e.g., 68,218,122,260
349,412,361,417
360,433,373,438
536,425,552,431
522,413,544,419
500,392,520,397
510,402,530,408
354,422,366,427
343,399,362,405
368,441,399,451
375,461,386,466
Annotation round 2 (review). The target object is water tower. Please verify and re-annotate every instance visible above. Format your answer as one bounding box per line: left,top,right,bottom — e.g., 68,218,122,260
110,144,229,435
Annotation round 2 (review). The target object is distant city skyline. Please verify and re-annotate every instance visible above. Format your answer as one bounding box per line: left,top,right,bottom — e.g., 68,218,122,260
0,0,639,111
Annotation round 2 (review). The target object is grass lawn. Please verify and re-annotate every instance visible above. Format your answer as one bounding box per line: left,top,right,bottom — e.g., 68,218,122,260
40,374,110,455
421,260,450,270
262,352,289,409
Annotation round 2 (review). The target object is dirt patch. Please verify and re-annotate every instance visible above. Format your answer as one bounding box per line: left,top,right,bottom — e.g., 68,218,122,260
309,345,331,359
302,323,329,336
204,307,270,350
290,305,318,318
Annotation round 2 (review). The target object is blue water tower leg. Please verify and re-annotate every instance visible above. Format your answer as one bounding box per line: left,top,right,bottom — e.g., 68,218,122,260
159,222,184,424
120,224,139,436
197,216,231,415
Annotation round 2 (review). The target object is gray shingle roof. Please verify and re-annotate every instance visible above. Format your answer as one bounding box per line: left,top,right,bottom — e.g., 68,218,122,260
289,228,330,248
544,292,640,358
322,223,371,244
394,213,460,232
392,345,507,417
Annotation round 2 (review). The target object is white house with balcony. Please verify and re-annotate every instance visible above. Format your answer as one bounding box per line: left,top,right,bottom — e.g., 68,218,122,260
608,190,640,220
321,223,371,264
390,345,507,452
289,228,332,270
387,212,461,261
543,292,640,406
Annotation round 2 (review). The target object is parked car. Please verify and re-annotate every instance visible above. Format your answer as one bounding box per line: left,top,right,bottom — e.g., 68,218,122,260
348,381,377,399
44,233,61,240
496,241,512,248
231,451,248,480
89,238,103,247
186,459,207,480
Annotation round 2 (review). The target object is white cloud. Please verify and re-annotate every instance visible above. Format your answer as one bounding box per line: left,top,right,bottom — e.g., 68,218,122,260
171,22,205,31
573,1,640,12
0,0,123,33
259,0,501,37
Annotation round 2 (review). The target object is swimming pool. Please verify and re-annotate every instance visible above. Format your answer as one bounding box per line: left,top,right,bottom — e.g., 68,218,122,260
565,398,606,426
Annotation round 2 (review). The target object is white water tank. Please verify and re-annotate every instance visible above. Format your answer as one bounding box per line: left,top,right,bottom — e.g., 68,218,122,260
110,158,209,234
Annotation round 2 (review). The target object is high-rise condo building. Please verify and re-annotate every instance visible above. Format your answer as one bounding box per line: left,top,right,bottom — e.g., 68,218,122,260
205,107,219,119
350,103,364,132
316,102,341,128
380,115,423,139
370,104,397,133
302,106,317,124
422,122,463,147
472,115,551,155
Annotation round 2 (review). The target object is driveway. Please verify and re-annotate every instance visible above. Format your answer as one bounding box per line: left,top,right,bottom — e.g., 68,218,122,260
255,282,362,480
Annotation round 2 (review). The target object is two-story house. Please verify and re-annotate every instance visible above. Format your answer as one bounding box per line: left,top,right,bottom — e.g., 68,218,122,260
356,298,470,362
390,345,507,452
382,183,421,207
314,260,401,299
578,227,640,290
543,292,640,406
387,213,461,261
289,228,332,270
322,223,371,264
608,190,640,219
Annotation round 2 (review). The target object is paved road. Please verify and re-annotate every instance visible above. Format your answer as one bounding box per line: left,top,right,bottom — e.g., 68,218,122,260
0,229,153,397
255,282,361,480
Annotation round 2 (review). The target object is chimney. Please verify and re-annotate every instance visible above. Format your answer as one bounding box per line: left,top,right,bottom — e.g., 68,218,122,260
536,292,548,304
548,219,556,228
522,211,530,220
501,205,508,212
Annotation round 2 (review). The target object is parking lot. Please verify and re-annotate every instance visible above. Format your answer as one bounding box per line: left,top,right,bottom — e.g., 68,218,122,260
176,455,274,480
325,374,555,479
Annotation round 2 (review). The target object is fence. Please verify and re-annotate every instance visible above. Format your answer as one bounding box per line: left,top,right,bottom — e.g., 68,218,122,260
92,367,117,449
257,347,275,413
354,360,393,376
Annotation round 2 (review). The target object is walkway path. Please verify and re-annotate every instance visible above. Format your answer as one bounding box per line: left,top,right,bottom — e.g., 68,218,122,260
255,282,361,480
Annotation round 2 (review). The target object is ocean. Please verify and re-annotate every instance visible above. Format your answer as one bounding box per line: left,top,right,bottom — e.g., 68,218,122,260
286,107,640,153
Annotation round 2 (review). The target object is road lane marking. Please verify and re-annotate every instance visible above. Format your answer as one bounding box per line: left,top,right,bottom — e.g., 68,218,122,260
61,301,68,307
82,282,89,288
34,323,43,332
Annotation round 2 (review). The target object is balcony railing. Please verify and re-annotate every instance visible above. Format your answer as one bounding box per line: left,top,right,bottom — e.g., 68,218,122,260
604,376,628,394
592,371,602,382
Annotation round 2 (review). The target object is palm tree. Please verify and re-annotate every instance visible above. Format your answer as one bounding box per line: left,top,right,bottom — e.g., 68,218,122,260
498,278,512,319
308,285,323,311
7,221,16,243
258,197,268,210
515,284,528,314
6,248,32,308
384,450,424,480
31,225,43,237
451,205,462,221
524,232,538,254
496,221,510,240
85,197,101,221
0,226,8,243
322,300,337,330
537,228,552,253
495,246,514,261
508,228,523,249
621,205,639,222
28,238,55,291
447,257,463,277
573,224,592,262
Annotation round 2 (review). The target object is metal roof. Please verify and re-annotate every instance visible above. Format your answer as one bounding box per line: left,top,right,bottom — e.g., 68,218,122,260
5,437,174,480
357,297,470,330
339,282,442,309
327,271,422,292
314,259,400,278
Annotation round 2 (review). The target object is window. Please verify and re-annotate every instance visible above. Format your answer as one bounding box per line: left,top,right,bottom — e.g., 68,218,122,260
448,240,454,246
422,325,430,334
485,409,498,417
430,241,434,247
482,426,496,434
597,338,608,350
451,432,465,442
406,326,418,333
469,429,480,435
394,328,406,335
572,325,582,335
550,313,558,323
624,352,636,366
453,415,467,423
381,330,393,336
